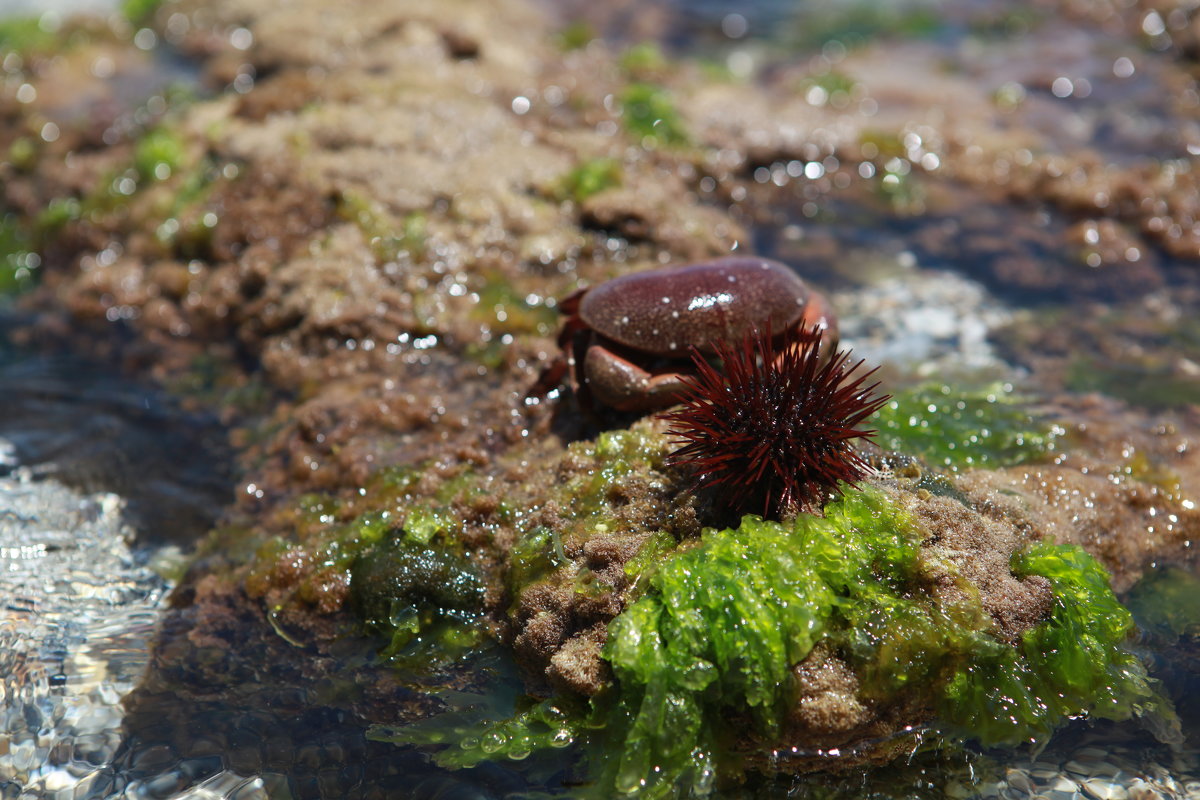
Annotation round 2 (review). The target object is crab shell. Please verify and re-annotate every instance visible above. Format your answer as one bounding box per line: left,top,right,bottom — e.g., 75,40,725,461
568,256,837,412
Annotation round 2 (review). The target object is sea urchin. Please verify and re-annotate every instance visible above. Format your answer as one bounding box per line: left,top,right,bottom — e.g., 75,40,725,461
662,325,888,519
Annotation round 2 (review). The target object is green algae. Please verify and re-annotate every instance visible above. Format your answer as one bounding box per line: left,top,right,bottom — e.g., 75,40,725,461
345,471,504,665
0,215,39,296
620,530,675,601
396,487,1167,797
255,427,671,683
943,543,1169,744
504,427,675,619
32,120,214,261
781,2,942,51
401,505,452,545
79,120,202,222
0,15,62,57
1126,567,1200,642
558,21,595,51
859,129,908,161
600,496,1166,794
508,526,567,595
1119,450,1184,503
377,694,584,770
506,429,672,598
120,0,165,25
36,197,82,234
337,191,427,262
1067,355,1200,411
546,427,670,534
350,534,486,664
620,43,668,78
257,498,487,666
134,127,188,183
872,382,1060,470
799,71,859,107
598,490,915,796
621,84,689,147
557,158,623,203
468,273,558,340
874,164,926,213
8,137,37,172
243,463,499,668
364,462,464,510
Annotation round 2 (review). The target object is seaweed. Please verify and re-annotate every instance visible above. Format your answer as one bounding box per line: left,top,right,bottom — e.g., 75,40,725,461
619,43,668,79
0,15,63,58
620,84,689,147
377,694,584,770
1126,566,1200,643
337,191,427,262
120,0,166,25
1067,356,1200,411
557,158,623,203
505,427,674,600
557,21,595,52
0,215,39,296
350,534,487,665
871,382,1060,470
601,496,1168,793
396,488,1170,797
245,463,499,666
134,127,188,183
941,543,1173,745
598,489,912,796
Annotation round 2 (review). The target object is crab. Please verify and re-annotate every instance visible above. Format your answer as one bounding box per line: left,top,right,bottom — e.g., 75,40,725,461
529,256,838,413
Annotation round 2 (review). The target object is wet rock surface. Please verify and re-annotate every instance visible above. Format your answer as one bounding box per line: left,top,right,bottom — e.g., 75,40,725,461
2,0,1200,796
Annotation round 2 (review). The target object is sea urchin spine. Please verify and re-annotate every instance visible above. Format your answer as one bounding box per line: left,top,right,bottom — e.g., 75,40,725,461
661,325,888,519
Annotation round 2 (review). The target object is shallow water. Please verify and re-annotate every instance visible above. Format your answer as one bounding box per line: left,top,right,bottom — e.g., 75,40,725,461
3,0,1200,797
0,463,165,799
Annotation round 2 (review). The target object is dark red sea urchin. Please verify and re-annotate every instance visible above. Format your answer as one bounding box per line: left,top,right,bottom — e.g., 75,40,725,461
662,325,889,519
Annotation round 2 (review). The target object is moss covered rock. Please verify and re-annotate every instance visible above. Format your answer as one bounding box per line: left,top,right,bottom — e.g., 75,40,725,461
391,485,1172,797
350,535,487,664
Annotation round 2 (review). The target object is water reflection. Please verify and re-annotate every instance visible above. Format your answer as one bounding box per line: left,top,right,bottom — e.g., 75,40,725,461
0,346,232,545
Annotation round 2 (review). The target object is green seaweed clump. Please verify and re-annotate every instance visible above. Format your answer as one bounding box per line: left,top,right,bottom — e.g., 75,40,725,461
620,43,668,78
0,15,61,57
121,0,166,25
508,525,567,594
375,694,583,772
1126,566,1200,643
0,215,39,296
558,20,595,51
943,543,1172,744
599,493,1165,795
563,427,669,511
620,84,689,147
134,127,188,183
389,487,1165,797
871,382,1060,470
1067,355,1200,411
350,533,487,665
558,158,623,203
599,489,916,796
